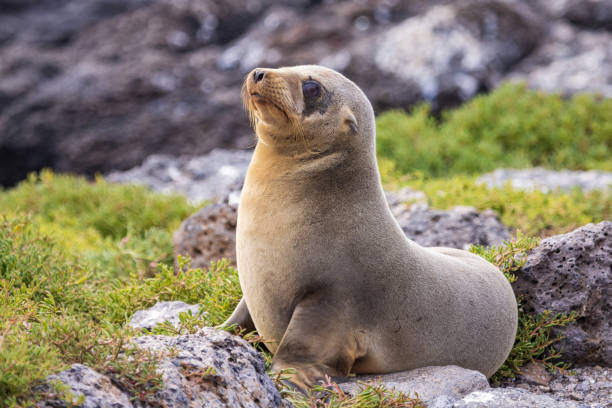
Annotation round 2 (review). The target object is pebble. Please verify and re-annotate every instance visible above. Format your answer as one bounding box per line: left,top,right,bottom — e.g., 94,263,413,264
497,366,612,408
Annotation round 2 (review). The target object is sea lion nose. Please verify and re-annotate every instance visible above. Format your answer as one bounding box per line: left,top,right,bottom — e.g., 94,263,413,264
253,70,265,83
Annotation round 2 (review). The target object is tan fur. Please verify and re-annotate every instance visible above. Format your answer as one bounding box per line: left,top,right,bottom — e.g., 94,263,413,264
224,65,518,389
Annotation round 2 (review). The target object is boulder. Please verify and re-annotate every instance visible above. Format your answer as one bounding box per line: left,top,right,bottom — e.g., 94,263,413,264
133,328,286,408
506,21,612,98
452,388,586,408
564,0,612,30
36,328,286,407
477,168,612,192
393,203,510,249
174,202,238,268
107,149,252,204
336,365,489,407
129,301,202,330
0,0,284,186
513,221,612,365
372,1,542,108
36,364,133,408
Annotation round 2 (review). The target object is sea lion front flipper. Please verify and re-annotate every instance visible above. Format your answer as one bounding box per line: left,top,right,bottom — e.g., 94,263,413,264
220,297,256,332
270,292,365,390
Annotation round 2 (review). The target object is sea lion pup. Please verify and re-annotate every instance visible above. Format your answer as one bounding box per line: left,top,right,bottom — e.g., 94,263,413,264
223,65,517,390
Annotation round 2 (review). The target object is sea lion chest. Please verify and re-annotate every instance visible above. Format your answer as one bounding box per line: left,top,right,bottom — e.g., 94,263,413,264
236,172,338,348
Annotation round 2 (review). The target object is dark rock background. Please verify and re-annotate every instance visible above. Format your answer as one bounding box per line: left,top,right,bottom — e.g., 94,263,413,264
1,0,611,186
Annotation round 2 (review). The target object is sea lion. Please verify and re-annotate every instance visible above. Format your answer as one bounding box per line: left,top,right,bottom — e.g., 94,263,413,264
223,65,517,389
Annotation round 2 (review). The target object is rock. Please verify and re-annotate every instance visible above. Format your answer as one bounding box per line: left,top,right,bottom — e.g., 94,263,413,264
0,0,280,186
134,327,286,408
517,361,551,386
507,22,612,98
477,168,612,192
107,149,252,204
453,387,586,408
36,364,133,408
373,1,542,108
393,203,510,249
174,202,238,268
336,365,489,407
129,301,201,330
385,187,427,209
564,0,612,30
513,221,612,366
37,328,286,408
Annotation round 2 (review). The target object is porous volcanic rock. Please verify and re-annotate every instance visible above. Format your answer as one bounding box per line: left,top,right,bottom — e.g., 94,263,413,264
174,202,238,268
393,203,510,249
36,328,286,407
36,364,133,408
337,365,489,407
513,221,612,366
133,327,286,408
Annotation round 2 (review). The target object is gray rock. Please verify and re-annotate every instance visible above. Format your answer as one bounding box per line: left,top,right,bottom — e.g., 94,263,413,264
374,1,542,106
129,301,201,330
477,168,612,192
36,364,133,408
385,187,427,209
507,22,612,98
564,0,612,30
134,327,286,408
453,387,586,408
513,221,612,366
174,202,238,268
498,365,612,408
394,203,510,249
107,149,252,204
336,365,489,407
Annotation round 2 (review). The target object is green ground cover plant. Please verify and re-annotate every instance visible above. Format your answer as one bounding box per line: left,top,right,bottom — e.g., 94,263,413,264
377,83,612,177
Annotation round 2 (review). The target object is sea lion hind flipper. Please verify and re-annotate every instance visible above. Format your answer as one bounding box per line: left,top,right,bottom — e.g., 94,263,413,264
219,297,256,332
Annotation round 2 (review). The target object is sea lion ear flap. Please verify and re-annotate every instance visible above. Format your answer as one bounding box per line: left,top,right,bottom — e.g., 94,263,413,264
341,106,358,134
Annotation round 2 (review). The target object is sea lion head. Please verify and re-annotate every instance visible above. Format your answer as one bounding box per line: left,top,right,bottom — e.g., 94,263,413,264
242,65,375,156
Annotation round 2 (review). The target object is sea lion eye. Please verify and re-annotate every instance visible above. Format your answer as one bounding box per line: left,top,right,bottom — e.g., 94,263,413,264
302,80,321,100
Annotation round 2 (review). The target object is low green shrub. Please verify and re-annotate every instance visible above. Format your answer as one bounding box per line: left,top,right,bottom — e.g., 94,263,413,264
377,83,612,177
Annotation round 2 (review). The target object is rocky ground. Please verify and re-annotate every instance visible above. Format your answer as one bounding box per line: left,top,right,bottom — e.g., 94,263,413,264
2,0,612,186
497,365,612,408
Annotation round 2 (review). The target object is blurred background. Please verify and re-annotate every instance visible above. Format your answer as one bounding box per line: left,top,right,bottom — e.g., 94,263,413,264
0,0,610,187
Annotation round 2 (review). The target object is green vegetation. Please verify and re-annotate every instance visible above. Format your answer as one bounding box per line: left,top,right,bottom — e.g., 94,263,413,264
377,83,612,178
0,174,241,406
